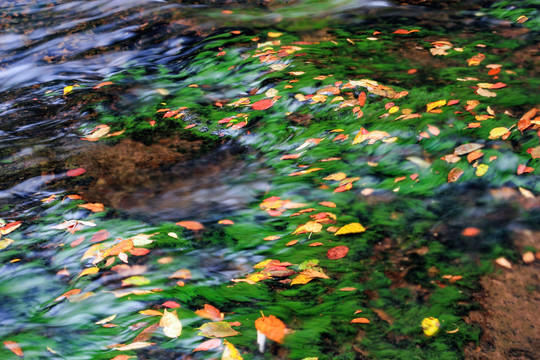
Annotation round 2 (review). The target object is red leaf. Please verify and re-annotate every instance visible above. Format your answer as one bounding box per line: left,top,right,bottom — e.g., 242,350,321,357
67,168,86,177
3,341,23,357
251,98,274,110
162,301,181,308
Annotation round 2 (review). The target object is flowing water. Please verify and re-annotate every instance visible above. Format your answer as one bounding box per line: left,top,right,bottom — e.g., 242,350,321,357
0,0,538,359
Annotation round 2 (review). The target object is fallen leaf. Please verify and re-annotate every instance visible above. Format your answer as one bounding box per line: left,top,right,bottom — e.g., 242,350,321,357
3,341,23,357
55,288,81,301
160,310,182,338
252,98,274,110
495,257,512,269
196,304,224,321
421,317,440,336
67,168,86,177
350,318,370,324
193,338,222,352
476,164,489,177
198,322,240,338
462,227,481,236
162,301,181,308
116,342,155,351
176,221,204,231
323,172,347,181
77,267,99,278
454,143,483,155
447,168,464,182
222,340,243,360
319,201,336,208
327,245,349,259
335,223,365,235
255,315,287,343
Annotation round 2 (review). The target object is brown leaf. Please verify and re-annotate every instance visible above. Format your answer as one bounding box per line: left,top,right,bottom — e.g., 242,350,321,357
327,245,349,259
454,143,484,155
133,323,159,343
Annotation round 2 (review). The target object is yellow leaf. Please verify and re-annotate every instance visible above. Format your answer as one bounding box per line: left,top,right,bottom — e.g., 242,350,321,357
476,164,489,177
139,309,163,316
116,342,155,351
63,86,74,95
421,317,440,336
426,100,446,112
323,172,347,181
291,273,313,285
352,127,369,144
311,94,327,103
335,223,365,235
267,32,282,38
160,310,182,338
488,127,509,139
222,340,243,360
0,238,14,250
477,88,497,97
95,314,117,325
77,267,99,278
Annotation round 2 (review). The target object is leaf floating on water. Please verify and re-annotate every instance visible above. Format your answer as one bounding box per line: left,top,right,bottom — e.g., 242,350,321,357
255,315,287,343
198,322,240,338
454,143,483,155
193,338,222,352
222,340,243,360
0,238,14,250
176,221,204,231
447,168,464,183
78,203,105,212
160,310,182,338
334,223,365,235
251,98,274,110
95,314,117,325
3,341,23,357
489,127,509,139
196,304,224,321
77,267,99,278
55,288,81,301
116,342,155,351
476,164,489,177
66,168,86,177
63,85,74,95
0,221,22,235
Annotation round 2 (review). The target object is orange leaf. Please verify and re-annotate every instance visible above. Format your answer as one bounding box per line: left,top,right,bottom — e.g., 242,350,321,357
350,317,370,324
319,201,336,208
55,288,81,301
162,301,181,308
3,341,23,357
195,304,224,321
104,239,134,257
309,242,324,247
358,91,366,107
218,219,235,225
448,168,464,183
255,315,287,343
176,221,204,231
462,227,481,237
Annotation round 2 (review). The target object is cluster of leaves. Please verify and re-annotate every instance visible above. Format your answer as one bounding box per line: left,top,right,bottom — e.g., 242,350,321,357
1,4,539,360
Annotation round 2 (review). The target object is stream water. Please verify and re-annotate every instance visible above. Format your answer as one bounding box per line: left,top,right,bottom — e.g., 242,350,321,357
0,0,538,359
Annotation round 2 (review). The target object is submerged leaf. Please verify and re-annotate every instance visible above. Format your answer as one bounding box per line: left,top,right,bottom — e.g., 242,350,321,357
160,310,182,338
198,322,240,338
